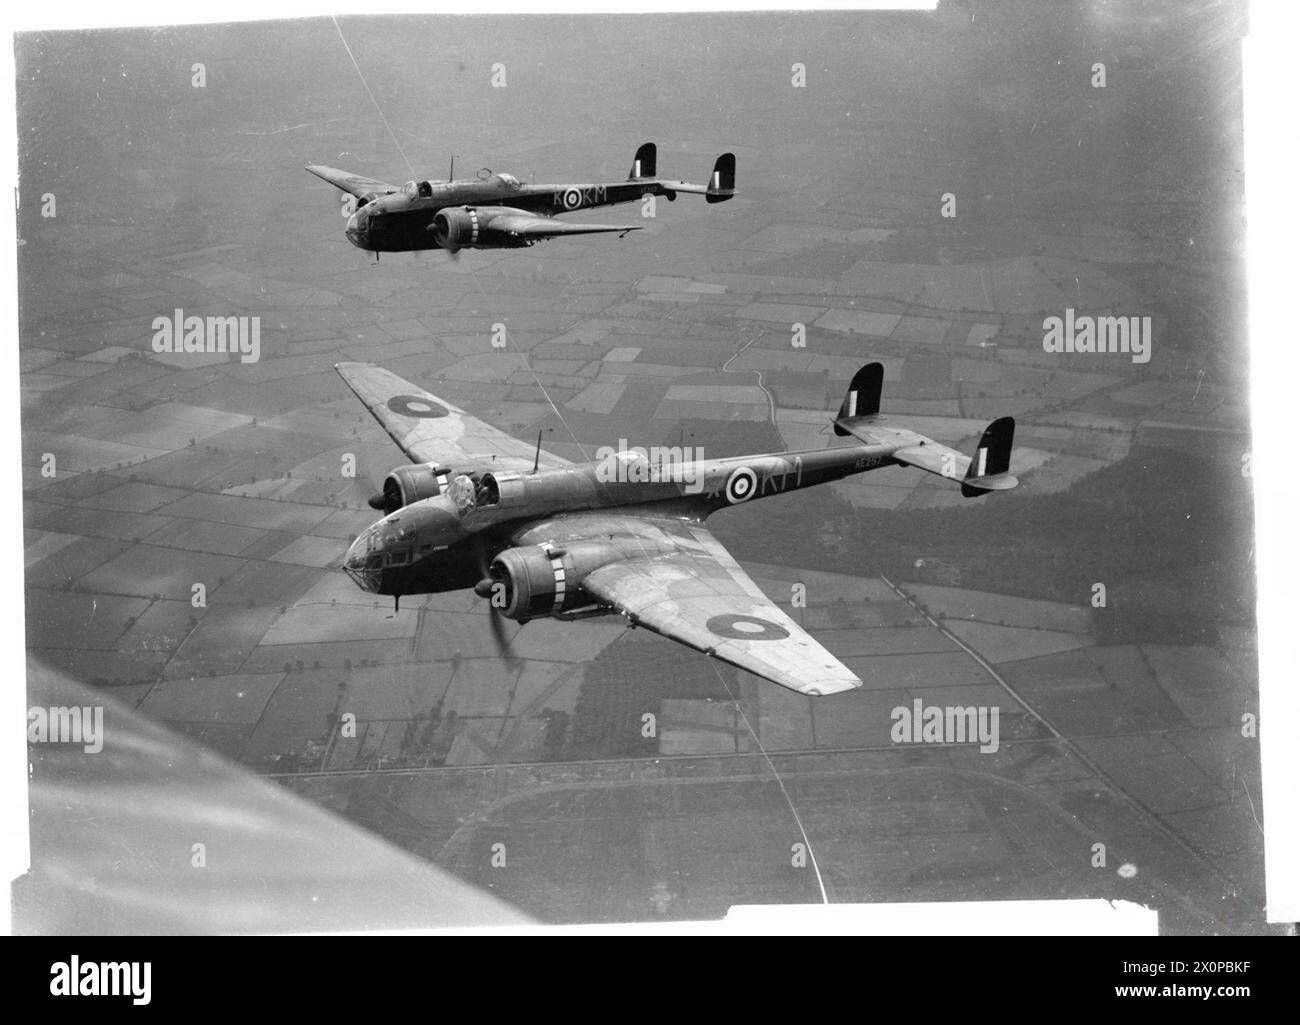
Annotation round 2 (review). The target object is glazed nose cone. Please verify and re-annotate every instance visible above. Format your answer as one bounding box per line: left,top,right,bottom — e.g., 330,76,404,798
342,532,381,592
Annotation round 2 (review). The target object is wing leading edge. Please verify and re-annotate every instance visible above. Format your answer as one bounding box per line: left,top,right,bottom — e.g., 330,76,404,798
515,514,861,697
305,164,397,199
335,362,571,473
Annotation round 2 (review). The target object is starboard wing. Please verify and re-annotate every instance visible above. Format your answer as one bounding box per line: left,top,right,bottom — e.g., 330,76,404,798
514,514,861,697
485,209,643,239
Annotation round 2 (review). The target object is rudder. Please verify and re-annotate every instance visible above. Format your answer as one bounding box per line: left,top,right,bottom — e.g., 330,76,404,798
961,417,1017,497
706,153,736,203
629,142,657,180
834,362,884,435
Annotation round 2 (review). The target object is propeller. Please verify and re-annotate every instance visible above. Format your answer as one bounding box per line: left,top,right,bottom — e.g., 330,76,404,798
471,536,516,658
368,476,401,515
430,221,461,261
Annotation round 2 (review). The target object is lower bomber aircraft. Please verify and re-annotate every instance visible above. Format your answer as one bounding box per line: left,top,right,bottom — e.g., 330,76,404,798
308,142,735,254
337,361,1019,697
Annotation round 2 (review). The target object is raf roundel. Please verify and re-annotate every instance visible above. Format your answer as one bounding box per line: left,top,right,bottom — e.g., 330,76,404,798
562,187,582,210
386,395,449,419
705,614,790,641
724,466,758,504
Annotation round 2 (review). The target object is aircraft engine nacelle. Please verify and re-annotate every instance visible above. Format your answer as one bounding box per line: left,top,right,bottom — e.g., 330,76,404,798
484,542,618,621
431,206,528,252
369,463,451,515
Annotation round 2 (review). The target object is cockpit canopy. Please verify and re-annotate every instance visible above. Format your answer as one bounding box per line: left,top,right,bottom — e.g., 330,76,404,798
402,180,439,199
444,471,524,515
490,172,522,190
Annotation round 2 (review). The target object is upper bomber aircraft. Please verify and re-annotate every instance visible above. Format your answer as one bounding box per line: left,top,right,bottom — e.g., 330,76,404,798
336,361,1019,697
307,142,735,254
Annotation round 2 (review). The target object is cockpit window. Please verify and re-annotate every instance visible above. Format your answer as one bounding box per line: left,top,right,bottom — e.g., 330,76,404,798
494,173,522,190
475,475,500,507
401,181,434,200
449,474,476,514
384,548,411,567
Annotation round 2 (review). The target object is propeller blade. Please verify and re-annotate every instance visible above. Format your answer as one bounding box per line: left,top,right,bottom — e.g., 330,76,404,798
487,604,512,655
470,536,519,658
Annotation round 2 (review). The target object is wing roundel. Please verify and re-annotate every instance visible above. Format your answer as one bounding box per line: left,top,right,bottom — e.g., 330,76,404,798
335,362,570,473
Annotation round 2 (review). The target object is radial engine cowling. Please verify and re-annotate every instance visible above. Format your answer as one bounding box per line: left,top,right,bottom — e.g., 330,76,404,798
431,206,527,252
485,542,618,621
432,207,478,252
369,463,450,515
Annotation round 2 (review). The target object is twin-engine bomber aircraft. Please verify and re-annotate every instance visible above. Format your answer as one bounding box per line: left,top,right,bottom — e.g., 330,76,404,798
308,142,735,254
337,361,1018,697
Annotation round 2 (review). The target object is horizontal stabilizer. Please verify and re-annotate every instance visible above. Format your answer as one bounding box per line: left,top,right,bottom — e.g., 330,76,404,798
961,472,1019,494
832,362,1018,499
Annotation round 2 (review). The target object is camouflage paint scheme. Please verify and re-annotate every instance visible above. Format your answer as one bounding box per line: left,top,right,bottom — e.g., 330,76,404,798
307,142,735,252
337,361,1017,697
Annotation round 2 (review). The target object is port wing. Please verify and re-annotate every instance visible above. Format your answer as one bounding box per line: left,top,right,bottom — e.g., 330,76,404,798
305,164,397,199
335,361,571,472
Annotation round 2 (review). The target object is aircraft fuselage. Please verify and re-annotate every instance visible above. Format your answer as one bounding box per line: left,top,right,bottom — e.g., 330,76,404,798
346,174,679,252
344,441,899,597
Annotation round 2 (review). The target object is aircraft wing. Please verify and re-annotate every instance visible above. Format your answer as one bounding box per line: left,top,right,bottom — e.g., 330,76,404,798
21,661,532,933
305,164,396,198
484,208,643,239
336,362,571,472
514,514,861,697
652,178,711,194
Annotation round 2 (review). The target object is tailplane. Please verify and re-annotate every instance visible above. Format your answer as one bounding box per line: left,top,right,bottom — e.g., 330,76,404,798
832,362,1019,499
